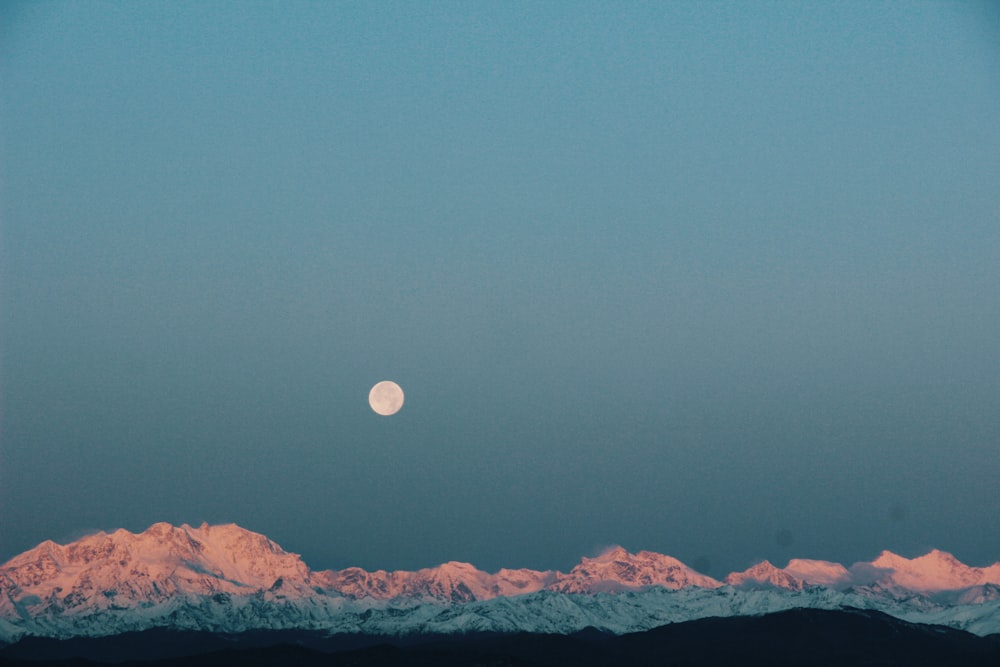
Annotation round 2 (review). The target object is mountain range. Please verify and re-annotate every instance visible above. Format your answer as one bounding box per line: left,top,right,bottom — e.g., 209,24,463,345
3,522,1000,644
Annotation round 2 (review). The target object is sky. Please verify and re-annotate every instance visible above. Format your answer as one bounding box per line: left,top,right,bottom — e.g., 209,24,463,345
1,1,998,577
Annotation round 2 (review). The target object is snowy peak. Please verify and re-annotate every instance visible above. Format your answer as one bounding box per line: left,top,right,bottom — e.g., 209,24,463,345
415,562,558,601
870,550,911,570
722,550,1000,594
552,547,721,593
587,546,631,563
725,560,804,590
862,549,996,592
174,522,311,587
400,562,495,602
913,549,972,571
720,551,1000,594
317,547,721,601
316,561,555,602
0,522,314,612
316,559,551,602
783,559,851,588
317,566,400,600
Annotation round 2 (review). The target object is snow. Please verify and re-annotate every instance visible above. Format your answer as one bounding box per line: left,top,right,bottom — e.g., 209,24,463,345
551,547,722,593
2,523,999,643
783,559,851,587
864,549,989,592
725,561,804,590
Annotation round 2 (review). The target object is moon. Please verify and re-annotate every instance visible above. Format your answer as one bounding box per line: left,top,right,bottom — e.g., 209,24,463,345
368,380,404,416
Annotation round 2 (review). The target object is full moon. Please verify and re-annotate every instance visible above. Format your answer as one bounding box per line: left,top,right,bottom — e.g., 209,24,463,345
368,380,404,416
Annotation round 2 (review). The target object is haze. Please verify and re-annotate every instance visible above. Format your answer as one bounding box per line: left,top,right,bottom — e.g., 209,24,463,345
1,1,998,577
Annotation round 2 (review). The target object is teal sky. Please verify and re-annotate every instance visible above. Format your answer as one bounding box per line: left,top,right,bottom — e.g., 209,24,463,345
2,1,998,575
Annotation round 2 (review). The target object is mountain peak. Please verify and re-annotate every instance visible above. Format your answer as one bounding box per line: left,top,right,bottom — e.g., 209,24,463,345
863,549,984,592
783,559,851,588
0,521,314,615
555,547,720,593
916,549,961,565
588,546,631,563
872,550,907,567
725,560,804,590
437,561,479,571
143,521,177,535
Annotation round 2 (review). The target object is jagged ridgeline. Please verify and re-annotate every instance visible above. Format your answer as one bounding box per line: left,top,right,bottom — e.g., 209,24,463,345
2,523,1000,643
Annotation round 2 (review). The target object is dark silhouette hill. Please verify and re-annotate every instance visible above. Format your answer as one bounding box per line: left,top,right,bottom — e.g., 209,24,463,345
3,608,1000,666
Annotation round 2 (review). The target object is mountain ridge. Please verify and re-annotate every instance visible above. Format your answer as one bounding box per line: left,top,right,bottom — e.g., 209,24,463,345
7,522,999,601
3,522,1000,643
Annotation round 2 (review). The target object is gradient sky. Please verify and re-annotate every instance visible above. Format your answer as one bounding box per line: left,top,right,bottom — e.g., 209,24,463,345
2,1,998,577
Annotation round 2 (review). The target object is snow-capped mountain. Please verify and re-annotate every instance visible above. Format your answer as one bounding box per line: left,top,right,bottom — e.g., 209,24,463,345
314,547,718,601
317,562,556,602
723,550,1000,595
0,523,316,603
861,549,1000,592
783,558,852,587
725,560,805,590
549,547,721,593
2,523,1000,644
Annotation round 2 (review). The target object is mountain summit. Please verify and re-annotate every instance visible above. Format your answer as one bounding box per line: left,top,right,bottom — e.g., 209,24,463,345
0,523,315,602
725,560,805,590
551,547,721,593
865,549,1000,592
